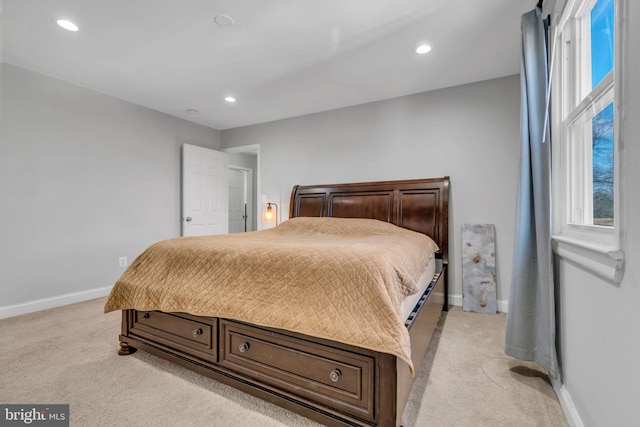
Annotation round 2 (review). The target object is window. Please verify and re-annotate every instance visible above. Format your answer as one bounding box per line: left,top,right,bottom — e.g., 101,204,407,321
551,0,624,282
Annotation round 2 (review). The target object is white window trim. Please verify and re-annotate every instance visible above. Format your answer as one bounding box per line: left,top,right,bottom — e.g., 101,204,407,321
552,236,624,282
550,0,625,283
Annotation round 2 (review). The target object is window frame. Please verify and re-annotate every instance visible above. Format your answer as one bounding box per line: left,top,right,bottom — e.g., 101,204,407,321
550,0,625,283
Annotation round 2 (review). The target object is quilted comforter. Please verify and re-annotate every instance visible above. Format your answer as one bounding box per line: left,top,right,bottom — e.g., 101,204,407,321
104,217,438,372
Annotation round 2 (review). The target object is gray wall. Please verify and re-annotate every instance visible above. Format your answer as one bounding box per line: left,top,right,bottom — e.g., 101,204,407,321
0,63,220,308
221,75,521,306
554,2,640,426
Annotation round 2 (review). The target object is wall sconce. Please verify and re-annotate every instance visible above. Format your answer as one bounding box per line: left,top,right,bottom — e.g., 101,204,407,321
262,202,278,225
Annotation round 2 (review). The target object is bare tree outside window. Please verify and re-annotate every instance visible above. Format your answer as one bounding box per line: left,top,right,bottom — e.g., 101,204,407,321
592,103,614,226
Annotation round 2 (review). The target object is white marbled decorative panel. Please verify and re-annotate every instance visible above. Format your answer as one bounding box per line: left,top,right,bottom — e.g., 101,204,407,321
462,224,497,314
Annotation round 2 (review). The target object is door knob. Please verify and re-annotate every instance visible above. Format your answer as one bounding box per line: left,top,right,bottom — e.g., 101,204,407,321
185,217,192,222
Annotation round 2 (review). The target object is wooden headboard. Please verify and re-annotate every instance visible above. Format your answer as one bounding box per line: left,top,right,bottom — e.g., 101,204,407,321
289,177,450,263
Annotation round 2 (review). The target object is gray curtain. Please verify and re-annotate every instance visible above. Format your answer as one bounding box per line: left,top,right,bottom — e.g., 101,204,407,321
505,7,560,380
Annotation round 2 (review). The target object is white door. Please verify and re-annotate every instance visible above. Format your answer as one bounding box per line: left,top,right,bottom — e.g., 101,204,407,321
228,168,247,233
182,144,229,236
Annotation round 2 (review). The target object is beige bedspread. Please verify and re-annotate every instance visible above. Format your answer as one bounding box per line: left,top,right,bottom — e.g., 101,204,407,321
104,217,438,372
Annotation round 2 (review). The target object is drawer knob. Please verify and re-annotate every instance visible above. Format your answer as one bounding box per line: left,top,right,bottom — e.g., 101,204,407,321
192,328,203,337
142,313,150,319
329,369,341,382
238,343,250,353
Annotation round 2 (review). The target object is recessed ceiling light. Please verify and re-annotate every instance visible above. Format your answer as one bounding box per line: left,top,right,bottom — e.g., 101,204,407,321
56,19,79,32
224,96,236,103
416,44,432,54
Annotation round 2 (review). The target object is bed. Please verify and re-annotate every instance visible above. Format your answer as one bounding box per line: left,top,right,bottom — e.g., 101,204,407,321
106,177,449,427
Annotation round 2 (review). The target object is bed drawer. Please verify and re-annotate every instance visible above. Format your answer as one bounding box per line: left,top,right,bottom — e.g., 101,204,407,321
218,319,376,422
128,310,217,363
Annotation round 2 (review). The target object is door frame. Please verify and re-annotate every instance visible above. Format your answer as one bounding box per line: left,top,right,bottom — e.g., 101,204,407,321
227,165,253,232
222,144,262,230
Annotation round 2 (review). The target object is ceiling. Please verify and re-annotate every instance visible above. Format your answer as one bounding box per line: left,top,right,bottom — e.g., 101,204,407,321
1,0,533,130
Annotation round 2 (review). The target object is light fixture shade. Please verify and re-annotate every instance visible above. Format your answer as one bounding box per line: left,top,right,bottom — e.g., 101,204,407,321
262,202,278,224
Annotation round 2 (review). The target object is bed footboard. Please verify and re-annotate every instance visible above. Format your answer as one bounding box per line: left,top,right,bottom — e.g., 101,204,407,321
117,265,447,427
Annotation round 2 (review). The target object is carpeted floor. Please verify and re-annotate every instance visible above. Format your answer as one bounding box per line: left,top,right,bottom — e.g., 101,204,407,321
0,298,567,426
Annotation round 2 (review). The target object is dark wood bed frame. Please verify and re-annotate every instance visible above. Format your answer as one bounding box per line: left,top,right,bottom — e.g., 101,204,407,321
117,177,450,427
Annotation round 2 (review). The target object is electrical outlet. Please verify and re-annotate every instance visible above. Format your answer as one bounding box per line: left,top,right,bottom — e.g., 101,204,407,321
261,194,267,203
119,256,127,268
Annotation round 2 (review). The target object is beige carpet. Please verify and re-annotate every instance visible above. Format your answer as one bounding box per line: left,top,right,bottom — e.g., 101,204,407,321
0,298,567,426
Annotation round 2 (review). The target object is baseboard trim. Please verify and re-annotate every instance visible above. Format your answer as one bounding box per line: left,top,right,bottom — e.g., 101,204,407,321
552,379,585,427
449,294,509,313
0,286,113,320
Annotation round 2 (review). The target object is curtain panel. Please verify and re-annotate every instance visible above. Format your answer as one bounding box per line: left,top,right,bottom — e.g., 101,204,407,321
504,7,560,380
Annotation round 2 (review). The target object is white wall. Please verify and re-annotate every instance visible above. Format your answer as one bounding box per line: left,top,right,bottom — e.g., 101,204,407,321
0,63,220,312
554,1,640,426
221,75,521,307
